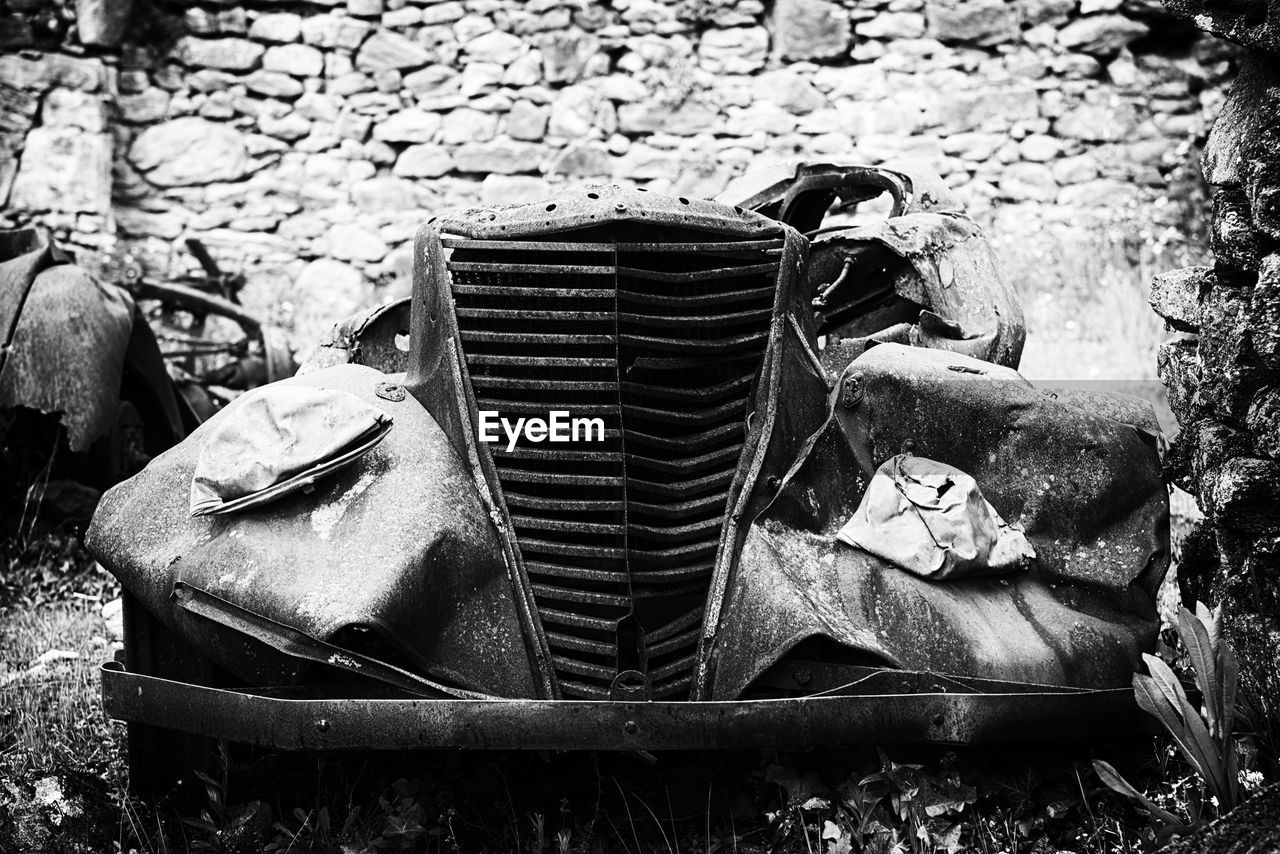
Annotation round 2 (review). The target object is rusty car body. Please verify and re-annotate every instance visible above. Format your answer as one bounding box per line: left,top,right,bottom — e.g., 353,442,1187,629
1,227,186,511
87,166,1169,793
1,231,293,525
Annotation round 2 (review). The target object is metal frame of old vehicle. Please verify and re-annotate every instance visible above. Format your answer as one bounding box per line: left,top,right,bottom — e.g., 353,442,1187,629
1,228,187,505
1,232,294,519
91,165,1167,794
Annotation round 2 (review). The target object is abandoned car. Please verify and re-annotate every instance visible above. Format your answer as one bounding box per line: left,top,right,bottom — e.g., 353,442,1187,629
87,166,1169,792
1,228,186,523
1,231,293,529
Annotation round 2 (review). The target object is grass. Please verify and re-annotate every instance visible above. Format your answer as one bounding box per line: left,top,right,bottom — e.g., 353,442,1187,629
0,534,126,852
0,600,119,779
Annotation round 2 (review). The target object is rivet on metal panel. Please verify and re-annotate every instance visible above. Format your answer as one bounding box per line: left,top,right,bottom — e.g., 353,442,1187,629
315,718,331,733
931,713,944,727
766,475,781,490
375,382,406,402
615,203,627,212
624,720,638,734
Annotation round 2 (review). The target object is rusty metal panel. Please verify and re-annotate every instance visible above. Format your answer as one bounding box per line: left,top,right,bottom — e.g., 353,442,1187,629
100,661,1141,751
405,185,811,702
710,343,1168,700
723,163,1025,370
87,362,539,698
814,213,1025,369
0,239,135,450
308,298,412,376
0,228,53,359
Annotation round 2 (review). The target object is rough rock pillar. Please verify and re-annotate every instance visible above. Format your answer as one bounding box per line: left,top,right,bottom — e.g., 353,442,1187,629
1154,0,1280,717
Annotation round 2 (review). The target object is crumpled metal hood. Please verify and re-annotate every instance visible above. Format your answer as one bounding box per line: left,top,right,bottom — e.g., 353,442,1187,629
710,343,1168,699
721,163,1026,371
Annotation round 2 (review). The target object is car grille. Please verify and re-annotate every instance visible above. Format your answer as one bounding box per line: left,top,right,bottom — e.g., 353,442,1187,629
444,225,782,699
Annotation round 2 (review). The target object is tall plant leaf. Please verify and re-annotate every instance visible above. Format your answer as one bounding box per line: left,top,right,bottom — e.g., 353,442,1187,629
1179,607,1220,737
1220,643,1240,750
1224,731,1240,809
1194,601,1222,656
1092,760,1185,828
1142,654,1189,723
1134,675,1216,790
1168,681,1232,806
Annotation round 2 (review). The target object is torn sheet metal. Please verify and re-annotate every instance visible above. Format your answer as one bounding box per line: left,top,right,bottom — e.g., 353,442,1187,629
710,343,1169,700
816,210,1025,368
724,163,1025,371
303,298,412,376
836,453,1035,580
0,228,135,450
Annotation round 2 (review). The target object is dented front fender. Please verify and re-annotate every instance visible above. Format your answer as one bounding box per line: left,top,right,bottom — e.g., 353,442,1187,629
87,363,539,698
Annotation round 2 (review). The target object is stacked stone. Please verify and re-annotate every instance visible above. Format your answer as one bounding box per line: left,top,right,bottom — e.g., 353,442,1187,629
1152,1,1280,712
0,50,112,245
0,0,1235,345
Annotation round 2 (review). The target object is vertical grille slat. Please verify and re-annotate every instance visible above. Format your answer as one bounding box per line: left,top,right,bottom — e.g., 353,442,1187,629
448,222,778,700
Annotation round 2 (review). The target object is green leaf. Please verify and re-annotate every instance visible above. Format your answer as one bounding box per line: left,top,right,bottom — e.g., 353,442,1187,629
765,765,827,803
1220,642,1240,747
1142,654,1189,721
1224,735,1240,812
184,817,218,834
1091,760,1185,829
1195,601,1223,655
1135,675,1210,783
1179,607,1220,737
1170,684,1231,805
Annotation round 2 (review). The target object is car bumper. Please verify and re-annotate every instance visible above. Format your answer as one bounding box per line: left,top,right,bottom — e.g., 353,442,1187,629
101,661,1141,751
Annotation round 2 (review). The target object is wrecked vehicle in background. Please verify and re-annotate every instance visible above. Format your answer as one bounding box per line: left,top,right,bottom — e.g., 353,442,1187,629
0,231,293,530
87,166,1168,794
100,237,296,423
1,228,185,526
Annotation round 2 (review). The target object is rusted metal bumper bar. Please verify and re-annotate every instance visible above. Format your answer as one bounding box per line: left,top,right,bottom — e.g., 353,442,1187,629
102,662,1139,751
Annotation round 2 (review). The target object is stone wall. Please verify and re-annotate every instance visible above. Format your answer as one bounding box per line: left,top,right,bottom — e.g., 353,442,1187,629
1,0,1235,346
1152,0,1280,722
